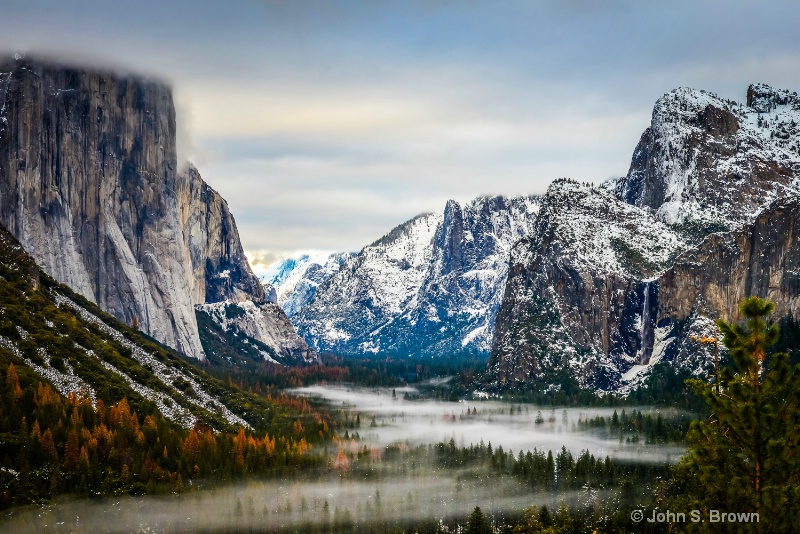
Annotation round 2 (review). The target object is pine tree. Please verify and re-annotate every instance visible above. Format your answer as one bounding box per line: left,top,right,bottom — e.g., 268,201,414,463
675,297,800,533
465,506,492,534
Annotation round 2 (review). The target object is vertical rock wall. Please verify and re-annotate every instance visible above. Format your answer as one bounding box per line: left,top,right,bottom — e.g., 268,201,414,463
0,57,205,358
0,57,308,363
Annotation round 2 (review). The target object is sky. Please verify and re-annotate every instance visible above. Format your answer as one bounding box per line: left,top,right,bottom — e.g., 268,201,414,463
3,0,800,271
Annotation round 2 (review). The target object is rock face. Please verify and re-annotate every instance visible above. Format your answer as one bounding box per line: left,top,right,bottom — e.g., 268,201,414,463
295,195,539,357
488,180,689,389
0,56,315,363
609,85,800,228
658,196,800,324
180,163,265,305
488,85,800,392
197,300,319,365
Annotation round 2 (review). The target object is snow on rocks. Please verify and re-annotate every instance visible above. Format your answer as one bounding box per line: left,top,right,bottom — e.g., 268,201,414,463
77,344,197,428
260,252,356,317
295,195,540,357
615,85,800,229
54,293,250,429
0,334,96,406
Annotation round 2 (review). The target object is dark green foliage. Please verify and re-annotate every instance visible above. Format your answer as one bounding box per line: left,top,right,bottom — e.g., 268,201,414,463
626,363,708,412
576,408,693,444
610,236,660,275
466,506,492,534
773,314,800,365
674,297,800,533
670,218,730,244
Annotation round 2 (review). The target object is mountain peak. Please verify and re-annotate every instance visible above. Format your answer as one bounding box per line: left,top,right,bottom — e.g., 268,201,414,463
614,83,800,228
747,83,800,113
294,195,539,357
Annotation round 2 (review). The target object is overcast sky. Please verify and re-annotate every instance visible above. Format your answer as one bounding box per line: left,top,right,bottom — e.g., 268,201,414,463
3,0,800,270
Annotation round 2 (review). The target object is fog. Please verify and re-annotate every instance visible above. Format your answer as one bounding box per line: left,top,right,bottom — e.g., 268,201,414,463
292,385,686,464
2,475,586,533
1,385,685,532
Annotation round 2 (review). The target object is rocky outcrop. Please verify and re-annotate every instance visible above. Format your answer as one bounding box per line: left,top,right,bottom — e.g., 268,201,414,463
0,56,315,363
179,164,265,304
487,180,689,389
488,85,800,392
0,56,205,358
295,195,539,357
658,195,800,323
608,85,800,229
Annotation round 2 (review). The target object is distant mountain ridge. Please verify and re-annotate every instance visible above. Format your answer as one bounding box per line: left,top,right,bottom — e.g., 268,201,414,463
0,56,316,364
294,195,540,358
486,84,800,393
261,252,356,317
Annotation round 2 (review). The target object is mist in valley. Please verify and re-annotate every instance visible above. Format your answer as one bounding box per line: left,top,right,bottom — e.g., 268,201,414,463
3,472,587,533
293,385,687,465
2,384,686,533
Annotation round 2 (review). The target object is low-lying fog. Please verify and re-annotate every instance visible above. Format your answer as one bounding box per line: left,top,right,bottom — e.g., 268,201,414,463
292,385,686,464
2,384,688,533
4,476,584,533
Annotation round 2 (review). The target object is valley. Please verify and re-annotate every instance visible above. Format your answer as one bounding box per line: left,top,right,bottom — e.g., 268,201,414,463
0,51,798,533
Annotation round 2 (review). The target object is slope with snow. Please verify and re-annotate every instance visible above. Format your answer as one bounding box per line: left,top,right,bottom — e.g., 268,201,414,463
295,196,540,358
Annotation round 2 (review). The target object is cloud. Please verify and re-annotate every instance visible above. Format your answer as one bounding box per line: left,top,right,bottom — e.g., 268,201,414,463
5,0,800,254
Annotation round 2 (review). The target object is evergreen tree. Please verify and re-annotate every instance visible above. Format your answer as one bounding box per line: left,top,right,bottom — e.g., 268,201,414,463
466,506,492,534
675,297,800,533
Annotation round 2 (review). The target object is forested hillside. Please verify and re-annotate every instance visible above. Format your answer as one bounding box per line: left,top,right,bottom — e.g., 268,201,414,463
0,224,334,508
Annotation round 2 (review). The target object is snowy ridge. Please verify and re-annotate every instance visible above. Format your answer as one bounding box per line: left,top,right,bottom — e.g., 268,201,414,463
295,195,540,357
54,294,250,428
614,85,800,227
529,180,689,277
261,252,356,317
488,84,800,394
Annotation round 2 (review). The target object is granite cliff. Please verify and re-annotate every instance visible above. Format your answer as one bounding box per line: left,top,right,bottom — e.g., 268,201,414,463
0,56,315,363
487,85,800,392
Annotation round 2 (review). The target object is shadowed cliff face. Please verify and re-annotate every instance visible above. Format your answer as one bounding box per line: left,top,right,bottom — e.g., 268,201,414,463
179,164,265,305
486,180,687,390
0,57,312,363
658,196,800,324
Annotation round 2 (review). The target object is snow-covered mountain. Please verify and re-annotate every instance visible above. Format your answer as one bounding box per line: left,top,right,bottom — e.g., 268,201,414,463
294,195,540,358
487,84,800,393
261,252,356,317
607,84,800,229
